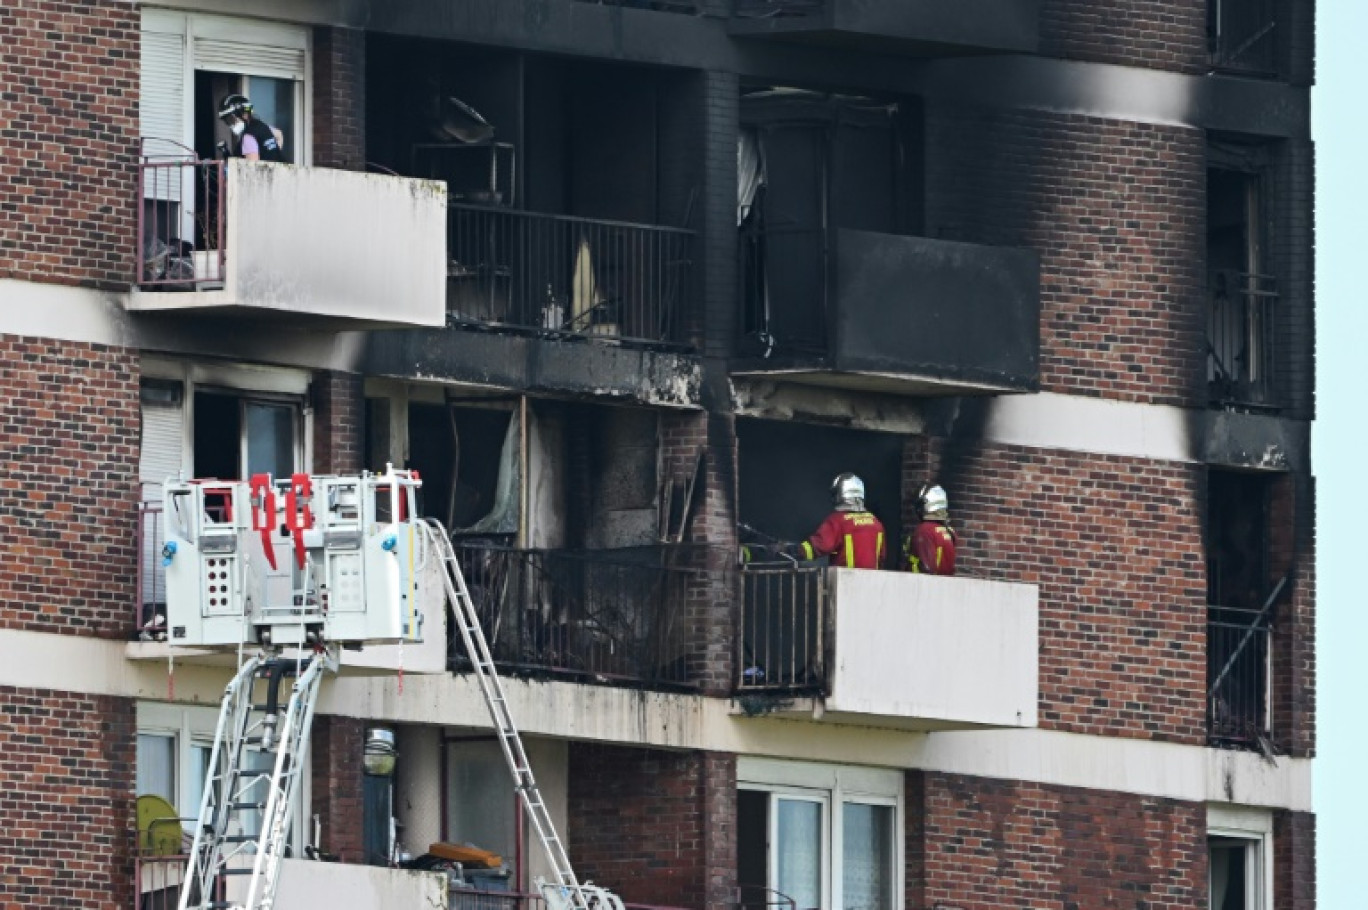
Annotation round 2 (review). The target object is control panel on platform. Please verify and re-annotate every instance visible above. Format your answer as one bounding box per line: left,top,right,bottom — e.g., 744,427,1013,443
161,468,426,648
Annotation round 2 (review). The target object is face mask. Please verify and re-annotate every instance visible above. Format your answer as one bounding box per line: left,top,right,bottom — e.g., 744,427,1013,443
230,121,246,137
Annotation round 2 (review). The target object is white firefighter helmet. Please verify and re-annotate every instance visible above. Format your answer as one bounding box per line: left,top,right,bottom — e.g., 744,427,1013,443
831,473,865,511
920,484,949,520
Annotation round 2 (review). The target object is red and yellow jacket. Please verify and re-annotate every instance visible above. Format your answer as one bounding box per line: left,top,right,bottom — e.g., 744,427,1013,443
801,510,886,569
906,520,956,575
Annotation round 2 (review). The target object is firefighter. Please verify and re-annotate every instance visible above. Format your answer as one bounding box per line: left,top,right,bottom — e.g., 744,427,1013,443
790,473,886,569
216,93,285,162
905,484,957,575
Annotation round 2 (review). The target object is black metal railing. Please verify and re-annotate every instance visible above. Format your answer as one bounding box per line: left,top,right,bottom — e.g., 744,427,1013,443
737,562,827,693
448,542,711,688
138,139,226,290
449,890,694,910
1208,0,1278,74
1208,603,1271,748
1208,269,1278,409
447,205,694,348
574,0,701,11
734,0,823,17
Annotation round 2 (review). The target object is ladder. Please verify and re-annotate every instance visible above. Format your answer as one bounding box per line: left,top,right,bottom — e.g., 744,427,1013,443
420,520,622,910
179,647,336,910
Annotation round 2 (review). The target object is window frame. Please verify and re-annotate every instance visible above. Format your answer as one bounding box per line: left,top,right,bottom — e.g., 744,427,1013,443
738,759,904,910
1207,805,1274,910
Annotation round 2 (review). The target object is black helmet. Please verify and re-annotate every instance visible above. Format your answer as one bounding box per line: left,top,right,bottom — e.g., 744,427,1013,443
217,93,253,122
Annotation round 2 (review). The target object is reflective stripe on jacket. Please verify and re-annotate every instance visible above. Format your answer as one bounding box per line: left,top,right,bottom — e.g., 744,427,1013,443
800,510,885,569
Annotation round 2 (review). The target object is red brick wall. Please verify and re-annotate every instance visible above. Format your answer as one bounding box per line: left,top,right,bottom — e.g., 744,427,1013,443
906,438,1208,744
311,370,364,476
0,0,139,289
661,410,739,694
312,27,366,171
1039,0,1208,73
0,336,140,638
0,687,135,909
909,771,1206,910
926,108,1206,408
1274,810,1315,910
568,744,736,910
310,715,365,864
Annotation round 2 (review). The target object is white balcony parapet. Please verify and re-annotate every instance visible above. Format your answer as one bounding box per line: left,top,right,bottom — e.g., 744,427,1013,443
130,159,446,327
825,568,1038,729
229,859,448,909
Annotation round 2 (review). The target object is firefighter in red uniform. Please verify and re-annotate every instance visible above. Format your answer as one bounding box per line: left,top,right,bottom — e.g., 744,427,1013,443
793,473,886,569
905,484,957,575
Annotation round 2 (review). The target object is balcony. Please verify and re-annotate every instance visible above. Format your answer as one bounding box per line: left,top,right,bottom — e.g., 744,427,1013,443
1208,603,1272,750
445,205,693,348
1208,269,1279,411
134,846,448,909
730,0,1040,55
737,227,1040,395
449,542,716,690
130,154,446,327
737,566,1037,730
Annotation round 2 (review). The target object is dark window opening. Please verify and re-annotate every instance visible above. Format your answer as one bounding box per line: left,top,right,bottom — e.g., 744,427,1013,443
1207,144,1278,411
193,390,300,481
1208,838,1253,910
739,86,923,359
737,418,902,561
1208,0,1279,75
1207,468,1276,748
736,790,770,904
406,401,517,534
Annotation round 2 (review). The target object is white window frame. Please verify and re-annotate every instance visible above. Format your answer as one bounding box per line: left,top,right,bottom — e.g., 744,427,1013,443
1208,805,1274,910
138,700,312,853
141,9,312,165
142,357,314,481
738,759,904,910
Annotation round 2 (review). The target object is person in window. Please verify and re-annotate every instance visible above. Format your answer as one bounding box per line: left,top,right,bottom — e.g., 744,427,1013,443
216,93,284,162
789,473,886,569
904,484,957,575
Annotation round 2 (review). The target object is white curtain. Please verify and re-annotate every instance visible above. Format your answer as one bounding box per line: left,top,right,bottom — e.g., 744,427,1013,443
842,803,892,910
738,129,765,226
777,799,822,910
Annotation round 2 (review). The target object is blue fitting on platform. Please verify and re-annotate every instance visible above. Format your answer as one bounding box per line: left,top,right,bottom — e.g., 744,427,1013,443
382,534,397,552
161,540,178,566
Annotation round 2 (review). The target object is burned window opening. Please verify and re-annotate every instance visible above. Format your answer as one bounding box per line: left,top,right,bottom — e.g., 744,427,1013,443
407,400,518,535
1207,0,1279,75
1207,141,1279,411
738,85,922,360
1206,468,1280,750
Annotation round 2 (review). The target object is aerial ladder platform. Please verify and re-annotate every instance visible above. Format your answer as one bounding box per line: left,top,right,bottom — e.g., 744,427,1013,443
160,467,621,910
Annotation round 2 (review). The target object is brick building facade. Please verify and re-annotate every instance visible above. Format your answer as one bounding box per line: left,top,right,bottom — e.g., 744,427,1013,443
0,1,1315,908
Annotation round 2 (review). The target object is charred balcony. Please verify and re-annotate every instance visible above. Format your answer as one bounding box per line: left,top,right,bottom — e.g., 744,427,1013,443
736,90,1039,395
729,0,1040,56
364,40,703,395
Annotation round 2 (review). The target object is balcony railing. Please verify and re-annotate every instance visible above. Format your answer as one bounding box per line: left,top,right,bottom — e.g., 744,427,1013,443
1208,269,1278,409
449,542,711,688
449,889,692,910
1208,0,1278,74
574,0,700,11
734,0,822,17
137,146,226,290
448,204,694,348
136,500,169,641
737,561,827,693
1208,603,1272,749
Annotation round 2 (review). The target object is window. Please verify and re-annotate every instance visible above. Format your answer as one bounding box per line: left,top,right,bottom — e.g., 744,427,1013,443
1207,0,1278,74
738,760,902,910
138,361,310,634
141,10,310,164
1208,806,1273,910
1207,141,1278,409
138,702,310,850
1206,468,1276,748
